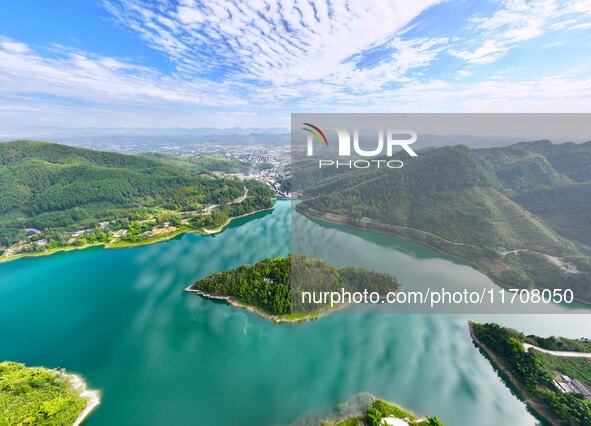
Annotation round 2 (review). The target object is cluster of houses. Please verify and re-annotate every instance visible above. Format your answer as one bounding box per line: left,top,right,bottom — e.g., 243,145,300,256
24,228,48,246
22,221,120,248
20,218,182,249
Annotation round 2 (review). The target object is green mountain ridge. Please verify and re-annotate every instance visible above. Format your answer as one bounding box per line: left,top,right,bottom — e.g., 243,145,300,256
0,140,262,246
137,152,254,174
297,140,591,300
300,145,568,252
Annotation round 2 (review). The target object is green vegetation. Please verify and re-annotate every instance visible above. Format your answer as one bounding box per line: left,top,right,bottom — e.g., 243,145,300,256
535,353,591,389
515,183,591,246
299,146,569,252
471,322,591,425
523,334,591,353
192,256,291,315
318,396,446,426
138,153,254,174
484,140,591,246
295,141,591,301
0,362,93,426
188,254,401,318
219,180,274,217
502,251,591,301
0,141,275,259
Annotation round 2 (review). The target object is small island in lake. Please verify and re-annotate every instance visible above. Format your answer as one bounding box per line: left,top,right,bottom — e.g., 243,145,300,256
0,361,99,426
186,254,402,323
469,321,591,425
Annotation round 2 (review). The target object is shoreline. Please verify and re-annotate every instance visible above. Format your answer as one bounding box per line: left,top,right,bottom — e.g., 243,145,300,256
184,286,331,324
201,206,275,235
63,372,101,426
0,205,275,264
38,368,100,426
297,392,429,426
301,206,591,306
467,321,557,426
299,205,487,262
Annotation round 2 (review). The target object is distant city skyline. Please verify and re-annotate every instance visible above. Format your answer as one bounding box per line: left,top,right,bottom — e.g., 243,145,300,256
1,0,591,128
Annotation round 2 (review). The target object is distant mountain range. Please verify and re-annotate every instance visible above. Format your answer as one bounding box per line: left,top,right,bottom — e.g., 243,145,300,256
2,128,585,148
0,126,290,139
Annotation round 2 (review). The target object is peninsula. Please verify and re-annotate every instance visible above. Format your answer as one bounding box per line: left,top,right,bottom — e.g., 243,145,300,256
469,321,591,425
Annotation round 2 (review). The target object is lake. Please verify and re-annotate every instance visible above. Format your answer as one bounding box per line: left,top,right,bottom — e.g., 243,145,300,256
0,200,589,425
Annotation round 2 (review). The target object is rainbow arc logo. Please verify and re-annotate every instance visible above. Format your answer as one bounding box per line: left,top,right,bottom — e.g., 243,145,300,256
302,123,329,147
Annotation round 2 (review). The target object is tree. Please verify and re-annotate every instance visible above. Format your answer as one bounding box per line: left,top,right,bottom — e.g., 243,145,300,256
365,406,383,426
427,416,446,426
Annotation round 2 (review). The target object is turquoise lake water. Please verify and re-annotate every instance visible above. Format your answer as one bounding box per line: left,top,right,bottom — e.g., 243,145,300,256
0,200,589,425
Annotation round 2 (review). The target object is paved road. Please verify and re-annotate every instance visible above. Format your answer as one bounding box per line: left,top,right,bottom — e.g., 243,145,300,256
523,343,591,358
500,249,578,274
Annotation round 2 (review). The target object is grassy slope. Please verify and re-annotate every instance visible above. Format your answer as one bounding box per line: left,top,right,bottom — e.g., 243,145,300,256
322,397,442,426
535,351,591,388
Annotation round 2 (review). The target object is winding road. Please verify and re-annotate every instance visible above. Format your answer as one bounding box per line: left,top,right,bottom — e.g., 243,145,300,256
523,343,591,358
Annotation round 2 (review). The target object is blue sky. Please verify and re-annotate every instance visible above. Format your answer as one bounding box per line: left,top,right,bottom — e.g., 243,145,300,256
0,0,590,128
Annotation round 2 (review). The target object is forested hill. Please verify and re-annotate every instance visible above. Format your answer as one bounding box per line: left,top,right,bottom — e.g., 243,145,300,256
189,255,402,318
137,152,253,174
0,140,269,246
300,145,570,253
0,140,169,170
296,141,591,300
478,140,591,246
299,141,591,249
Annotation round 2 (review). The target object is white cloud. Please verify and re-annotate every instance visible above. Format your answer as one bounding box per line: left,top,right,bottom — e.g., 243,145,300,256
324,74,591,113
450,40,508,65
0,37,246,107
102,0,443,86
0,40,30,54
571,22,591,30
1,1,591,128
451,0,591,65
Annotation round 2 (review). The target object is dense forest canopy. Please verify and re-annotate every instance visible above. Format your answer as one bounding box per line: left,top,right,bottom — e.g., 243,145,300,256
137,153,254,174
0,362,89,426
189,255,402,316
0,141,274,246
